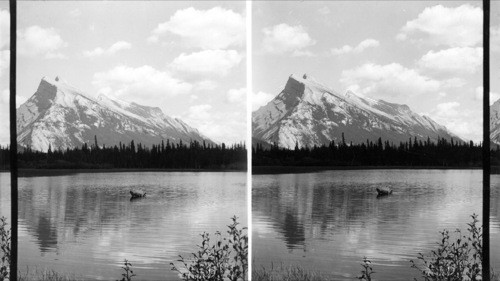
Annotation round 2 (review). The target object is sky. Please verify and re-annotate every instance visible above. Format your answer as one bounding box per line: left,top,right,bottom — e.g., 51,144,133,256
0,1,246,145
253,0,499,144
0,1,499,146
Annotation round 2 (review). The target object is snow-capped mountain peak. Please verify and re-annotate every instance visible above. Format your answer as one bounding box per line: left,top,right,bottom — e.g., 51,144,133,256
17,77,214,151
253,74,462,148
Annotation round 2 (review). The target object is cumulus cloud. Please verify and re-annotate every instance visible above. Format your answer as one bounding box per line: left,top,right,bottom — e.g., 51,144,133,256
84,41,131,57
189,95,198,102
69,9,81,18
475,86,500,105
193,80,218,91
188,104,213,120
0,50,9,77
331,39,380,55
492,25,500,52
397,4,482,47
0,9,9,49
18,25,68,59
340,63,441,102
427,101,481,142
418,47,482,74
184,104,246,144
226,87,246,104
92,65,193,105
317,6,331,15
262,23,316,56
435,102,460,117
0,88,9,145
441,77,467,89
252,91,275,111
170,49,242,77
148,7,245,49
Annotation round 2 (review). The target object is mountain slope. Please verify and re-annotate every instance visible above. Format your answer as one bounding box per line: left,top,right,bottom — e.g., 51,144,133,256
253,74,462,148
491,98,500,146
17,76,213,152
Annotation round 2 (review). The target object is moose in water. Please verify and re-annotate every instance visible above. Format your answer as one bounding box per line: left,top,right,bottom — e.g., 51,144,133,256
130,190,146,199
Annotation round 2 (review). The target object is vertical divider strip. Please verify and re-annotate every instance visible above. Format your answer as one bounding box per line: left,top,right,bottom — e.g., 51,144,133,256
483,0,490,279
9,0,18,279
246,1,252,279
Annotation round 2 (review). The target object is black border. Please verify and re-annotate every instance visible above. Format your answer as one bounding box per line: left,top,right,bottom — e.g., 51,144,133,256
483,0,491,279
9,0,17,280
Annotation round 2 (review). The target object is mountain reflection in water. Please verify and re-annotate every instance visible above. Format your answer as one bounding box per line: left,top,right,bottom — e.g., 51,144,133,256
252,170,490,280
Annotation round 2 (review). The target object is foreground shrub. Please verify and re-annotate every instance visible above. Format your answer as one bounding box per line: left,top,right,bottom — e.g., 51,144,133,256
116,259,136,281
0,217,10,281
357,257,374,281
171,216,248,281
410,214,482,280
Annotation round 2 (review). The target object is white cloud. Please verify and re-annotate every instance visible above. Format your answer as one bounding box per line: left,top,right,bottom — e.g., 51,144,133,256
0,88,9,145
262,24,316,56
331,39,380,55
397,4,482,47
148,7,245,49
0,9,9,49
189,95,198,102
18,25,68,59
0,50,9,77
170,49,242,77
340,63,441,101
107,41,131,53
69,9,81,18
188,104,212,120
435,102,460,117
418,47,482,74
317,6,331,15
492,25,500,52
475,86,500,105
0,88,7,104
442,77,467,89
92,65,193,105
427,102,481,142
84,41,132,57
184,105,245,144
194,80,218,91
226,87,246,104
252,91,275,111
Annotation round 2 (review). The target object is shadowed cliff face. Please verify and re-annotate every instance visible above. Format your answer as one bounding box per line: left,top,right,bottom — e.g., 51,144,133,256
491,99,500,145
252,74,461,148
17,77,214,152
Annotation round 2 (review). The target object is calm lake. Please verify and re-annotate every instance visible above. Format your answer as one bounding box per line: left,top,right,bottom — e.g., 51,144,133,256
0,171,247,280
253,169,500,280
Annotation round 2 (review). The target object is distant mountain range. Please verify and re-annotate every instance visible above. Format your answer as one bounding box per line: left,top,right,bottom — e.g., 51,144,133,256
253,74,461,148
17,76,213,152
491,98,500,146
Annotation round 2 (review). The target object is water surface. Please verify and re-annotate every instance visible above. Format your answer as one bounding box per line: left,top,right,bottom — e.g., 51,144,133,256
253,169,497,280
2,171,246,280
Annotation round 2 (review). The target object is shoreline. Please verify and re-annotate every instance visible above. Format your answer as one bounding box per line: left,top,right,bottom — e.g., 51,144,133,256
15,168,245,177
0,165,496,176
252,165,483,175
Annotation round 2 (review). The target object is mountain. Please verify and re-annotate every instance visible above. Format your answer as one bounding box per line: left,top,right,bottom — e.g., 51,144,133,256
17,76,214,152
491,98,500,146
253,74,462,148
